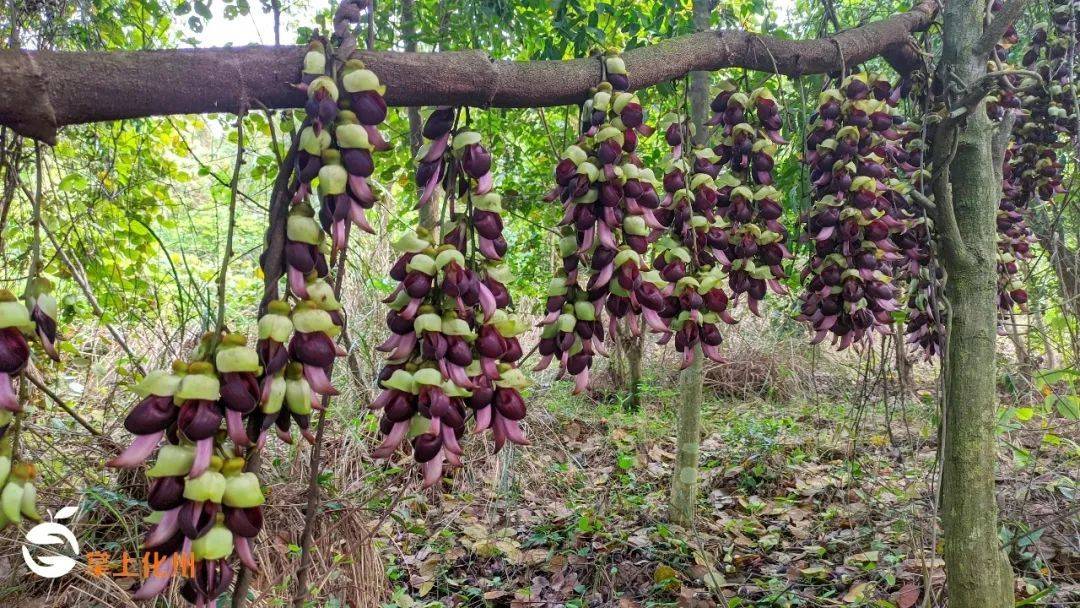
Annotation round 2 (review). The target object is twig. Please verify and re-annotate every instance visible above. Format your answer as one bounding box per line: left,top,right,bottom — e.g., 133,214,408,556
215,108,247,335
40,221,147,376
23,373,102,436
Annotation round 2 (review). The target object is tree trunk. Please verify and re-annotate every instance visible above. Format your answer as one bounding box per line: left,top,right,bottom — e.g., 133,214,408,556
670,344,702,526
934,0,1018,604
625,330,643,412
669,0,710,528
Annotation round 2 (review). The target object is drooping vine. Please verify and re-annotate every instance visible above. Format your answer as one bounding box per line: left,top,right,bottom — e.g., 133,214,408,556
109,2,390,604
797,73,912,350
708,81,792,316
0,286,51,528
370,110,529,486
536,54,665,391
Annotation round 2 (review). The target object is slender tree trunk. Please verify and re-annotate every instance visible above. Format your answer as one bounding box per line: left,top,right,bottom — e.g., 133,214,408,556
669,0,710,528
934,0,1018,604
670,345,702,526
625,330,643,412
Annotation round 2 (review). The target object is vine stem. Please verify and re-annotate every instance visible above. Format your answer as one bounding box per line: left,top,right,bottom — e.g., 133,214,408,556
291,233,350,608
10,142,43,458
291,5,375,604
216,109,247,336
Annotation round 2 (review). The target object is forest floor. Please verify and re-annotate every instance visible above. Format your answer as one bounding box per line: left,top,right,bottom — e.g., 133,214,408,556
344,373,1078,608
2,329,1078,608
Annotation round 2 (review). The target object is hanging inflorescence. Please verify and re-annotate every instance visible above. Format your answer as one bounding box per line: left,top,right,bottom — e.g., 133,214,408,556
994,0,1077,314
259,2,390,446
652,117,732,367
109,335,266,603
110,2,390,604
370,110,529,487
707,81,792,315
798,73,915,351
0,282,55,528
537,54,666,391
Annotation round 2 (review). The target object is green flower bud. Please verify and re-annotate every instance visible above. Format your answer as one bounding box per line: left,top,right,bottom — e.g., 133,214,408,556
318,163,348,196
183,470,226,503
176,369,220,402
134,369,182,399
192,523,233,561
452,131,482,151
382,369,417,393
435,248,465,270
223,472,265,508
299,126,331,156
258,310,294,343
147,445,195,478
335,123,372,150
605,56,627,75
406,254,437,276
285,377,313,415
308,76,339,101
392,230,431,253
306,279,342,311
291,305,335,334
412,368,443,387
287,214,323,246
262,374,286,414
341,62,385,95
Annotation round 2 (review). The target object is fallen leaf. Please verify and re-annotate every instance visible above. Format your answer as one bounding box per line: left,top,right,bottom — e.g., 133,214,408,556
654,564,680,589
842,581,871,602
896,582,920,608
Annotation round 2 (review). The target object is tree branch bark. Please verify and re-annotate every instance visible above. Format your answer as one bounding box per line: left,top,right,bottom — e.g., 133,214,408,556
0,1,937,144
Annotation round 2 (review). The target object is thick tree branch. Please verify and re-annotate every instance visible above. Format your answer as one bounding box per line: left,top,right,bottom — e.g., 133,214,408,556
0,1,937,144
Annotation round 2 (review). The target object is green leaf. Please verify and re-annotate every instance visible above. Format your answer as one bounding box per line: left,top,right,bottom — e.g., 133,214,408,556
1048,394,1080,420
58,173,88,192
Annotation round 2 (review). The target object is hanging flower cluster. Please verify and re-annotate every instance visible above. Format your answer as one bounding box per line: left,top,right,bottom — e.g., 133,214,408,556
1015,0,1072,203
109,334,267,603
0,283,56,528
252,289,345,446
650,115,733,367
993,2,1075,313
259,11,388,443
996,143,1035,313
890,180,947,361
536,54,665,390
797,73,912,350
371,116,529,487
289,38,390,293
708,82,791,315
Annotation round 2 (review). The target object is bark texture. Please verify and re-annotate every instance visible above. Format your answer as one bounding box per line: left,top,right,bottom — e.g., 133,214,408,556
934,0,1018,605
625,333,643,412
0,1,937,143
669,0,711,529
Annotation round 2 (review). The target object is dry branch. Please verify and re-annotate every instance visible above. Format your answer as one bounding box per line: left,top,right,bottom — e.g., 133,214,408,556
0,1,937,144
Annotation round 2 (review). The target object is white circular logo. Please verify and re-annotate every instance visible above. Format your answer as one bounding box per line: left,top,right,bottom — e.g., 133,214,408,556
22,506,80,579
